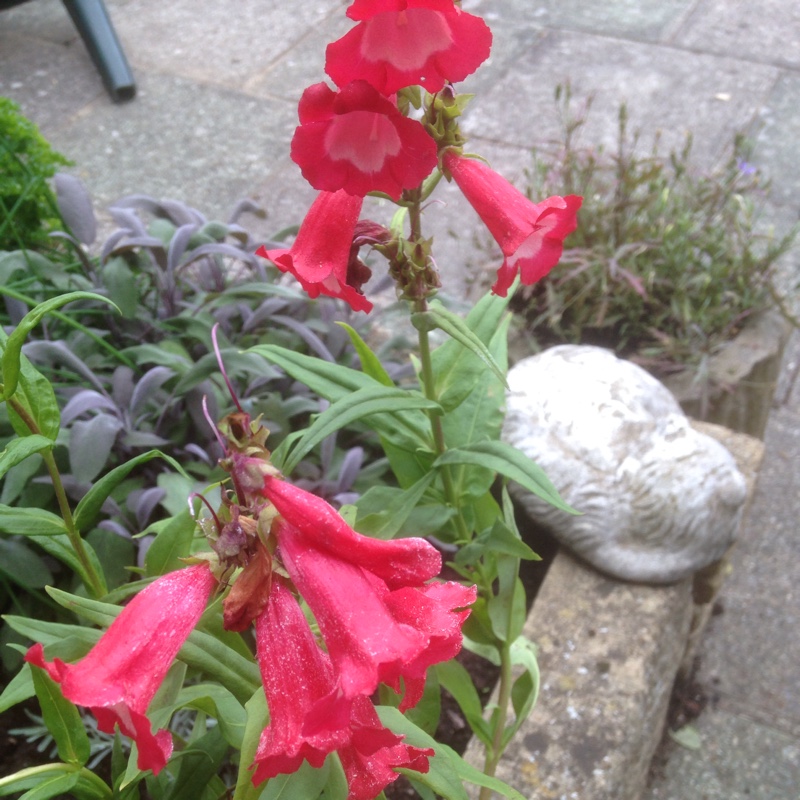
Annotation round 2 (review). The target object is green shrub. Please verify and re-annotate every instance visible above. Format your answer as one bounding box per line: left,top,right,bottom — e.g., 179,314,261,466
0,97,71,252
513,85,797,375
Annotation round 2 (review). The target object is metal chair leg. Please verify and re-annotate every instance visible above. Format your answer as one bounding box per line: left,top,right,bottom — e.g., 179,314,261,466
62,0,136,102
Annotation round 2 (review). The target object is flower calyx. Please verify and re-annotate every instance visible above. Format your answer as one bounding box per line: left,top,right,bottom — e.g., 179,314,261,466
422,86,472,152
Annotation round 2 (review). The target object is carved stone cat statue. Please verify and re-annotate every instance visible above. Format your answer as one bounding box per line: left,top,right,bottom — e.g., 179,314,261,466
503,345,747,583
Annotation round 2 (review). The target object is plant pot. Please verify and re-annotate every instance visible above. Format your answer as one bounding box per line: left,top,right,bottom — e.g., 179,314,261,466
663,310,792,440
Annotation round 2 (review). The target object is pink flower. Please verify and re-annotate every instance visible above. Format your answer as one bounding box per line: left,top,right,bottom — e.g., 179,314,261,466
25,565,216,775
444,150,583,297
256,190,373,313
252,578,434,799
291,81,438,200
262,476,476,709
326,0,492,95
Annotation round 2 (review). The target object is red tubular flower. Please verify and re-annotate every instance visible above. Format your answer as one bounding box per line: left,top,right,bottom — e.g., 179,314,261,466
291,80,438,200
326,0,492,95
25,565,216,775
337,696,433,800
252,579,434,799
262,476,476,707
256,190,373,313
252,578,349,782
443,150,583,297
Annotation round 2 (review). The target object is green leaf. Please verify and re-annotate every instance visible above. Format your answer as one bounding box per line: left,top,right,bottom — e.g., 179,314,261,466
488,566,526,644
250,345,432,451
435,441,576,513
0,505,67,536
30,663,92,765
0,434,53,480
431,289,513,412
669,724,702,750
456,518,539,566
0,764,109,800
0,538,53,588
375,707,468,800
101,257,138,318
259,760,332,800
413,301,508,388
337,322,394,386
162,726,228,800
233,688,269,800
18,771,80,800
73,449,188,533
144,509,198,576
353,473,435,539
2,291,119,400
173,683,247,749
501,636,540,749
435,660,492,746
85,528,135,591
34,534,108,594
0,664,35,713
282,386,440,475
0,331,61,440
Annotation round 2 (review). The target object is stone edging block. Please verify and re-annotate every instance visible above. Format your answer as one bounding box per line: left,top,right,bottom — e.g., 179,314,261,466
465,424,764,800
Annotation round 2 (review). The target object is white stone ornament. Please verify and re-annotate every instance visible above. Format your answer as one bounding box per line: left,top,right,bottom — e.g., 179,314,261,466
503,345,747,583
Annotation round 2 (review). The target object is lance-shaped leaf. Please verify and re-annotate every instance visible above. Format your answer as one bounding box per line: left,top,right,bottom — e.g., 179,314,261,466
435,440,576,513
0,435,53,481
73,449,187,533
282,385,441,474
2,292,119,400
412,301,508,388
30,664,92,766
337,322,394,387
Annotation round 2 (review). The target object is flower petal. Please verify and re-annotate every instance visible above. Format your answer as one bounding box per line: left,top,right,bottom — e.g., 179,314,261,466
262,476,441,588
276,519,427,700
444,150,582,296
326,0,492,94
25,564,216,775
256,190,372,312
291,80,437,199
338,696,434,800
252,579,349,784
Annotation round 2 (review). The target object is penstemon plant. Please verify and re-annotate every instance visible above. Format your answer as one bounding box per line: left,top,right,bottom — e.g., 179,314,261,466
0,2,581,800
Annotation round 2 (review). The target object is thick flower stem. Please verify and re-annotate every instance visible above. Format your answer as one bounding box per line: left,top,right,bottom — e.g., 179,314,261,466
7,395,106,598
479,641,513,800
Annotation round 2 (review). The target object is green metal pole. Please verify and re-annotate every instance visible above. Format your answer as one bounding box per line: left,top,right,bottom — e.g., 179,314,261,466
62,0,136,102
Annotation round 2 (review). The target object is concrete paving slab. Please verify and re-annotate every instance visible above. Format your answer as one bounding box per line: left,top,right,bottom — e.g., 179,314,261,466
243,10,353,102
752,72,800,208
41,71,298,221
110,0,342,90
469,0,695,43
694,404,800,737
461,29,781,165
0,31,105,129
0,0,76,43
674,0,800,69
646,709,800,800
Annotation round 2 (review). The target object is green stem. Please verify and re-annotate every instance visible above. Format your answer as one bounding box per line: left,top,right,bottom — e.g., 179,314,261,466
479,641,513,800
407,194,470,541
7,395,106,598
